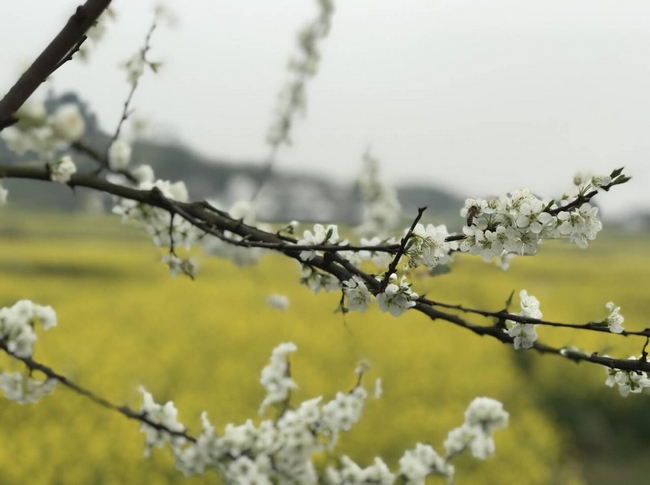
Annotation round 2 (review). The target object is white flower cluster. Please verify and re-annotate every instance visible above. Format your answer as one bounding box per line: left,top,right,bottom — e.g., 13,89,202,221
48,155,77,184
342,273,418,317
266,0,334,148
406,223,456,269
573,171,613,189
300,265,341,294
161,254,197,279
266,294,290,311
1,102,85,159
0,182,7,205
399,443,454,484
507,290,542,350
0,301,58,404
113,179,199,277
298,223,340,261
139,342,370,482
108,139,132,171
0,300,56,358
357,237,394,268
344,276,373,313
605,301,625,334
201,201,267,267
0,372,57,404
604,358,650,397
138,386,186,457
258,342,298,414
444,397,510,460
460,186,604,262
376,274,418,317
297,223,396,272
136,342,507,483
326,456,395,485
356,151,402,238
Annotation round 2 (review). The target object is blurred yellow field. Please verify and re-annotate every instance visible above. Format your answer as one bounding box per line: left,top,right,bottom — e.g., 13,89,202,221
0,210,647,484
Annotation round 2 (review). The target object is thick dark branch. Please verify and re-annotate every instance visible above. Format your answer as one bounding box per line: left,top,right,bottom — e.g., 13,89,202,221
0,343,196,442
0,0,111,130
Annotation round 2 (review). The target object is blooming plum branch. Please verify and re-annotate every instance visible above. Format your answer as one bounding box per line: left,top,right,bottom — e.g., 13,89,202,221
0,300,509,483
0,2,647,483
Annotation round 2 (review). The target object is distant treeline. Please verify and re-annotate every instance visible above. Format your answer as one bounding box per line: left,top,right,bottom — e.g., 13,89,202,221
1,92,470,227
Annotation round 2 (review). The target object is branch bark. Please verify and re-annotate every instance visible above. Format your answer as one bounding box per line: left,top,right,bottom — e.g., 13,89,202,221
0,0,111,130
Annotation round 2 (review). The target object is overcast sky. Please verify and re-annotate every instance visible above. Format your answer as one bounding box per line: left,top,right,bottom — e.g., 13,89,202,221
1,0,649,218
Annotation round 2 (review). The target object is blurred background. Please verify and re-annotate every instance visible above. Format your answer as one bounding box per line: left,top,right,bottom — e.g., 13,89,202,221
0,1,649,484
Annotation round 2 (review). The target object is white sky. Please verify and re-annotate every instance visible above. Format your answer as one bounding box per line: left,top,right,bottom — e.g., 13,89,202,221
1,0,650,218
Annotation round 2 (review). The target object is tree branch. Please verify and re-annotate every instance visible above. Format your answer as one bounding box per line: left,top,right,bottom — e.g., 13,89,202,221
0,342,196,442
0,164,645,373
0,0,112,130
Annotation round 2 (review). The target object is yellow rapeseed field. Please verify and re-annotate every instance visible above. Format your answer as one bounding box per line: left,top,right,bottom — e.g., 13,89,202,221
0,210,647,484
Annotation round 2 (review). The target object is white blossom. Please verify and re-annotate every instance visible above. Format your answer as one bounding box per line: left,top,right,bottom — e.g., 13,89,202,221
604,358,650,397
15,102,47,128
300,266,340,294
356,151,402,238
114,179,198,253
507,290,541,350
373,378,383,399
138,386,186,457
0,300,57,358
591,175,612,188
162,254,196,279
344,276,373,313
49,156,77,183
50,103,85,142
445,397,508,460
0,372,57,404
359,237,394,268
556,203,602,248
376,276,417,317
132,164,155,184
298,224,340,261
266,294,290,311
259,342,298,414
322,386,367,434
459,177,608,261
407,224,456,268
518,290,542,319
327,456,395,485
508,322,538,350
108,139,132,170
128,343,511,483
605,301,625,334
399,443,454,484
463,397,509,434
495,252,516,271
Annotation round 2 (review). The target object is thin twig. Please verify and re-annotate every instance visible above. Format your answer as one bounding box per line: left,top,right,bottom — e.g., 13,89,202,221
108,15,158,151
0,343,196,442
420,297,650,338
379,206,426,292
